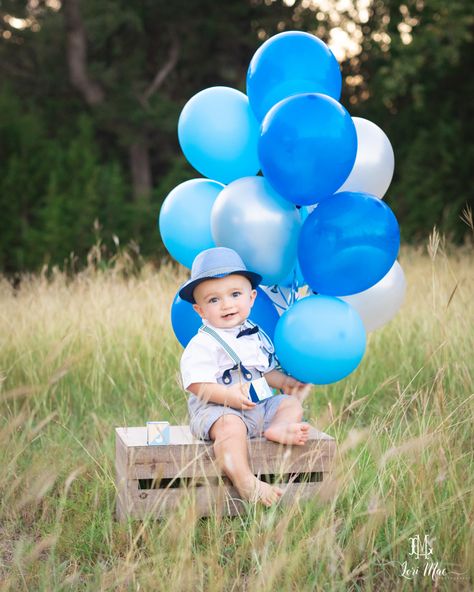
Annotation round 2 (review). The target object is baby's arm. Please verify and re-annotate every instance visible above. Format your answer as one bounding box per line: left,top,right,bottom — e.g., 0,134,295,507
182,338,256,409
264,369,310,397
187,382,256,410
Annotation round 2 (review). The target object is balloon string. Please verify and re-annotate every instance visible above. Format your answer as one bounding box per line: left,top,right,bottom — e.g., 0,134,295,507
290,266,298,307
276,285,290,308
271,300,287,312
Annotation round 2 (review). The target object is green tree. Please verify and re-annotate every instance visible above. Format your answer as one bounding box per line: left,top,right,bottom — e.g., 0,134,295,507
347,0,474,239
1,0,300,271
0,0,472,272
0,88,130,271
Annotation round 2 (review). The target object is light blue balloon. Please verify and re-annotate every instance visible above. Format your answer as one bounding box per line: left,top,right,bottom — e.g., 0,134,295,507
159,179,224,269
247,31,342,122
171,286,280,348
259,93,357,205
211,176,302,285
298,191,400,296
178,86,260,184
274,295,366,384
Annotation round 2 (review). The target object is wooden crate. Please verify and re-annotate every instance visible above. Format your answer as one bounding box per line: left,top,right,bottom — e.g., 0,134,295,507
115,425,335,521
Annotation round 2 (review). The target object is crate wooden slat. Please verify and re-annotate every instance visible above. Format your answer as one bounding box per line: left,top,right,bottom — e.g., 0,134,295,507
115,425,335,521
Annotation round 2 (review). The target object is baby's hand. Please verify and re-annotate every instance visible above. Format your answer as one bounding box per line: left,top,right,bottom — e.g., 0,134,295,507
283,377,312,401
225,383,257,411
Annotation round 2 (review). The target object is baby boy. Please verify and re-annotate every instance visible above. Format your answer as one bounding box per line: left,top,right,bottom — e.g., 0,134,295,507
179,247,311,507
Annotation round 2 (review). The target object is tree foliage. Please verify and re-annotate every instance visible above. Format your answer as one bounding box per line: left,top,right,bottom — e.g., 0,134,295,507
0,0,472,273
352,0,474,240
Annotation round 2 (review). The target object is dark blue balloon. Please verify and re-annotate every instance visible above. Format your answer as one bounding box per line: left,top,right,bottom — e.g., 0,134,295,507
247,31,342,122
171,286,280,348
258,93,357,205
298,192,400,296
171,293,202,348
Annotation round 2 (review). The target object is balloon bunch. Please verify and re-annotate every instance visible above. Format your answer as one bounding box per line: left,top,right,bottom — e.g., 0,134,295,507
159,31,406,385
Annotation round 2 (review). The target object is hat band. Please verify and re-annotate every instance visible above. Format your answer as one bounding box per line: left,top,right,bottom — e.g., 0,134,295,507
191,265,250,282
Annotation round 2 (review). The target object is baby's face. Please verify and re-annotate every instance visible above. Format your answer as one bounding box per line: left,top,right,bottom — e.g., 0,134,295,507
192,274,257,329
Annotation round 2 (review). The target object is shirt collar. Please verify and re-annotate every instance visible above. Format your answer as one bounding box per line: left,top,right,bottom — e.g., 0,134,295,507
202,318,247,336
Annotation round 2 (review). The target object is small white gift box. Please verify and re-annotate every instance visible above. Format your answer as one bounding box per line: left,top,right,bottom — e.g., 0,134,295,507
248,377,274,403
146,421,170,446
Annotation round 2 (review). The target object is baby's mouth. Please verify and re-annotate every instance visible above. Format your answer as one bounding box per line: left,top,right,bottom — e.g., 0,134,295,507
222,312,237,319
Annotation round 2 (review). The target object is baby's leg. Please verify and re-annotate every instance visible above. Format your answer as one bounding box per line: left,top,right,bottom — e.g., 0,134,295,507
264,397,310,446
209,414,283,507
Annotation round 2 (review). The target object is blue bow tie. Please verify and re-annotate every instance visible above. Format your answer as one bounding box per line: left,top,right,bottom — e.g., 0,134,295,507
236,325,259,338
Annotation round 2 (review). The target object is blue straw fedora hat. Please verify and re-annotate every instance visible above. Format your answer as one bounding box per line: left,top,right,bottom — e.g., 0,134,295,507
179,247,262,304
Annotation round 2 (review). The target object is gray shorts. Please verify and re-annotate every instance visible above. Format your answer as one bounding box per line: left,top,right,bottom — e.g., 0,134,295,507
188,394,292,441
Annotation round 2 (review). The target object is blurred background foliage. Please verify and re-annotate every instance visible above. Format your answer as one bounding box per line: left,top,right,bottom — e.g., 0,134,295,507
0,0,472,273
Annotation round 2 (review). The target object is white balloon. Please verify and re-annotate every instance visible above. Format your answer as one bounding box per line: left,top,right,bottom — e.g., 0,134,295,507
337,117,395,199
211,176,302,285
339,261,406,332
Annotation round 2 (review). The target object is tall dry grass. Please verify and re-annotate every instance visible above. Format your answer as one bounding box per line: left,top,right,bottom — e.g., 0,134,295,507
0,237,473,591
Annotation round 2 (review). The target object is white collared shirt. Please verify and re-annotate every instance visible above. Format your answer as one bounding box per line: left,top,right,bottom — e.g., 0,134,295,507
180,319,276,391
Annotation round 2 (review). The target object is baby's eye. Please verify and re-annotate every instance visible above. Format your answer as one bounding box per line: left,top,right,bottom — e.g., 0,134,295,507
232,291,241,298
208,297,219,304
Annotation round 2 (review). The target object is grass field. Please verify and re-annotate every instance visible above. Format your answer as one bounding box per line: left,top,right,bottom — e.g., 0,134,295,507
1,238,473,591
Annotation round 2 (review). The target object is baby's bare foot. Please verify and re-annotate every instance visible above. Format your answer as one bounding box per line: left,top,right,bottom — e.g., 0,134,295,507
264,422,310,446
236,475,284,507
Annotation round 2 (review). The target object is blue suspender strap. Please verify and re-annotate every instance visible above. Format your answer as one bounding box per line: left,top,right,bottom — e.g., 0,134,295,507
244,321,282,393
246,319,276,367
199,325,240,364
199,325,254,382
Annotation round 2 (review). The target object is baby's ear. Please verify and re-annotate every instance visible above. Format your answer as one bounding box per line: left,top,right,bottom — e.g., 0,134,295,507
249,289,257,306
193,303,204,318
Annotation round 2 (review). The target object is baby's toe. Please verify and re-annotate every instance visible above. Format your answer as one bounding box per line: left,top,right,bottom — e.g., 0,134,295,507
299,432,309,443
